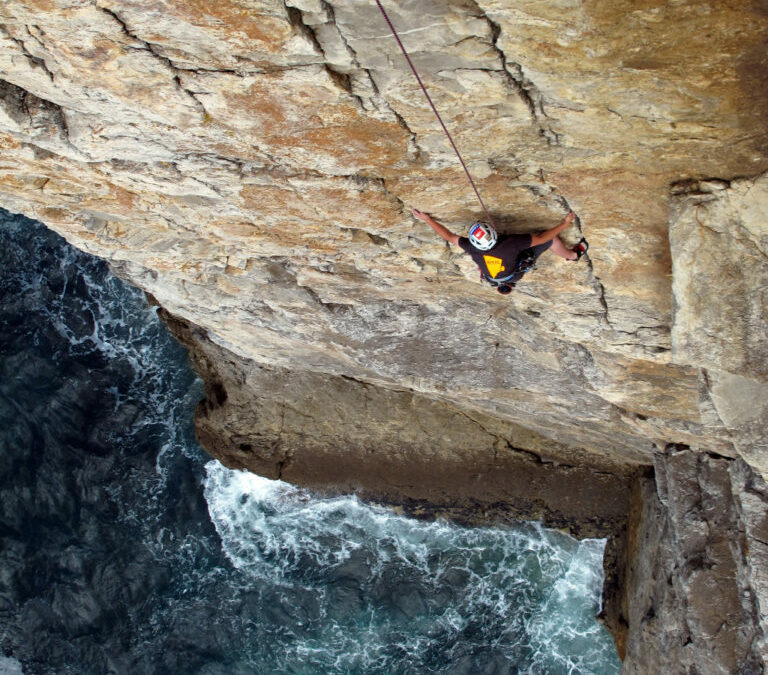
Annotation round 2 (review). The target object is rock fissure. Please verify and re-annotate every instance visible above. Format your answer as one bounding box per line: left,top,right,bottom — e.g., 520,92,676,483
285,5,325,58
0,78,93,160
286,0,417,147
93,3,208,119
583,257,614,329
55,106,83,159
271,407,291,479
700,369,729,431
377,176,410,216
170,65,245,77
671,178,733,197
0,24,55,82
470,1,556,144
748,533,768,549
275,448,294,479
22,24,52,59
324,67,369,115
318,0,363,74
168,161,228,199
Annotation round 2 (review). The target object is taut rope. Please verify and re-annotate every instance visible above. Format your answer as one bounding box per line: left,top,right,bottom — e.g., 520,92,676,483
374,0,497,228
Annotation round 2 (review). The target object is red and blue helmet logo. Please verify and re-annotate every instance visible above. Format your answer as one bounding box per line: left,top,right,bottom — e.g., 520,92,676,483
470,223,486,239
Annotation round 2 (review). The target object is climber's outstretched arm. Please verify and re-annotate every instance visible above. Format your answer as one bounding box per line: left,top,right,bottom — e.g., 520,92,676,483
529,211,575,246
412,209,460,246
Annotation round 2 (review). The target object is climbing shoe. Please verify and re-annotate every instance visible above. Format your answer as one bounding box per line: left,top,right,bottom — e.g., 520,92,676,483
571,238,589,260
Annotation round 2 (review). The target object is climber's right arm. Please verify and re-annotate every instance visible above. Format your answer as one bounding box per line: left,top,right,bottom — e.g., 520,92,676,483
412,209,460,246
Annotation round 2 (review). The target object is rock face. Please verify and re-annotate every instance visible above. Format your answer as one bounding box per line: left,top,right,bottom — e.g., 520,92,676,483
0,0,767,670
669,177,768,476
623,447,768,674
160,309,638,539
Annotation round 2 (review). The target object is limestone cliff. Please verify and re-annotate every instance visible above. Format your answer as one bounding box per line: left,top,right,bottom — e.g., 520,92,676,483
1,0,767,670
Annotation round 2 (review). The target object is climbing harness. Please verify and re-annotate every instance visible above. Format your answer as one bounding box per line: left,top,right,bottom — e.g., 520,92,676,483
374,0,497,230
514,248,538,275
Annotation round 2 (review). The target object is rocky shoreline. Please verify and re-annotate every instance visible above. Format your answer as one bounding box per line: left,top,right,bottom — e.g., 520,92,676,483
156,307,768,670
154,306,640,661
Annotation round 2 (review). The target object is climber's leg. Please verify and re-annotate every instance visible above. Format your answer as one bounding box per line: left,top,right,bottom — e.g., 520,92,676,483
549,235,578,261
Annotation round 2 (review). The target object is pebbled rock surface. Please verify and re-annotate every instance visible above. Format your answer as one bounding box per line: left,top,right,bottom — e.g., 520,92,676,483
0,0,767,669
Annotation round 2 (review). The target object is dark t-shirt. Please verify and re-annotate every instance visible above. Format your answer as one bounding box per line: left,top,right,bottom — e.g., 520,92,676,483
458,233,533,281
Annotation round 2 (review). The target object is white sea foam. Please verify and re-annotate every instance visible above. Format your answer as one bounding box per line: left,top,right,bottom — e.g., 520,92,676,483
0,657,24,675
204,461,621,674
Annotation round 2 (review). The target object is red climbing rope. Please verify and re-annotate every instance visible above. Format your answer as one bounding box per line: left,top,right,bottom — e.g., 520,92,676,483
374,0,497,229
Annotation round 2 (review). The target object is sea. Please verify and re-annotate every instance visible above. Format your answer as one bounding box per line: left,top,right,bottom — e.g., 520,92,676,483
0,208,621,674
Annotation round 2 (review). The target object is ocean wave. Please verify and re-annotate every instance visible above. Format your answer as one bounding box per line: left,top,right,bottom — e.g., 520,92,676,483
204,461,620,674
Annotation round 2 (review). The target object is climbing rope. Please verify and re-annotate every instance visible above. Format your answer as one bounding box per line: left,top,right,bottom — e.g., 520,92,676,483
374,0,497,229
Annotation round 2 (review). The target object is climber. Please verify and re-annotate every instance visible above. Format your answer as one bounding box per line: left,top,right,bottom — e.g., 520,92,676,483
411,209,588,294
376,0,590,289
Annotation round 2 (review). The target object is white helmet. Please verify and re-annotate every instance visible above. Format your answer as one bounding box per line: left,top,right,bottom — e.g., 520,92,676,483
468,221,497,250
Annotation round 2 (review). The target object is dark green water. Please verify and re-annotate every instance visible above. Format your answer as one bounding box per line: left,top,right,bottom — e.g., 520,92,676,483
0,209,620,674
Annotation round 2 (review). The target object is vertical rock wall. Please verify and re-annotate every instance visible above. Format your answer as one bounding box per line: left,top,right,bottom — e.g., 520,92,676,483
0,1,765,467
670,177,768,476
623,447,768,673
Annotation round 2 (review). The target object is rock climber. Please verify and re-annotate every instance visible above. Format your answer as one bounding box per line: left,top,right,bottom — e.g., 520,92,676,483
411,209,588,294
